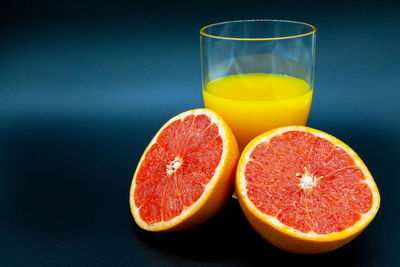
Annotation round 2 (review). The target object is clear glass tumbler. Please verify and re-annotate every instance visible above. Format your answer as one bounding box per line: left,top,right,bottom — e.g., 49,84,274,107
200,19,316,150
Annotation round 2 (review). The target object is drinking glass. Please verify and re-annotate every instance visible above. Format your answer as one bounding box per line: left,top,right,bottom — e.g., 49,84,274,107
200,19,316,150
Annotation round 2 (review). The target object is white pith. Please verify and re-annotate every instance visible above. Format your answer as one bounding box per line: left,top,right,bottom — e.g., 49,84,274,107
297,167,321,190
300,174,316,189
166,157,182,175
129,109,230,231
237,126,380,241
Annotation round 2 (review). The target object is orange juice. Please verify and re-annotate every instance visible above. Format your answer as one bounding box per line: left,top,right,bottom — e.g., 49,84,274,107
203,73,313,150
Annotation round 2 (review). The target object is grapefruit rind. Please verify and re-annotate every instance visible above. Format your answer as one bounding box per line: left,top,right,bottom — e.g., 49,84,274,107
130,109,239,232
236,126,380,253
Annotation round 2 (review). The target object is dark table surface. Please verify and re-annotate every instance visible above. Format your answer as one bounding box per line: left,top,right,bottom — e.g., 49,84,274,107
1,0,399,265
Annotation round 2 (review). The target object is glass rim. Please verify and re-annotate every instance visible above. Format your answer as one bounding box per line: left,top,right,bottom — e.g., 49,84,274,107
200,19,316,41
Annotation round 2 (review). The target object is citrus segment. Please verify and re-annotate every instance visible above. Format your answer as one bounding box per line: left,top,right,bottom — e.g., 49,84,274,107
130,109,239,231
236,126,380,254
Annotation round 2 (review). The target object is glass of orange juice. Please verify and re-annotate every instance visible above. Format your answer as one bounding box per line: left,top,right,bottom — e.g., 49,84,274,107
200,19,316,150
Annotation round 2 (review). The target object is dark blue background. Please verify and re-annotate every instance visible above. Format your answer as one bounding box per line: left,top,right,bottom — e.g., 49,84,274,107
1,0,399,265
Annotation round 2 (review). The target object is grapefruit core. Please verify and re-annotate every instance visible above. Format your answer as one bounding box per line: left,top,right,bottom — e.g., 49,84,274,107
236,126,380,254
130,109,239,231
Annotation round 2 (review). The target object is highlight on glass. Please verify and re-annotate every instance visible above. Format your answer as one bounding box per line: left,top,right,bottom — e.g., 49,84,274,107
200,19,316,150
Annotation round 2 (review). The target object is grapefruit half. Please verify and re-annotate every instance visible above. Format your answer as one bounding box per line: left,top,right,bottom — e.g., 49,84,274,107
236,126,380,254
130,109,239,231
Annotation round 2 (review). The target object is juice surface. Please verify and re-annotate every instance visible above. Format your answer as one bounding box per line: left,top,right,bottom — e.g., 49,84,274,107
203,73,313,150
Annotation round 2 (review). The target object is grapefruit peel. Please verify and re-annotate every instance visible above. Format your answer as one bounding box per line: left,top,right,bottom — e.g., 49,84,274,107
235,126,380,254
130,109,239,232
